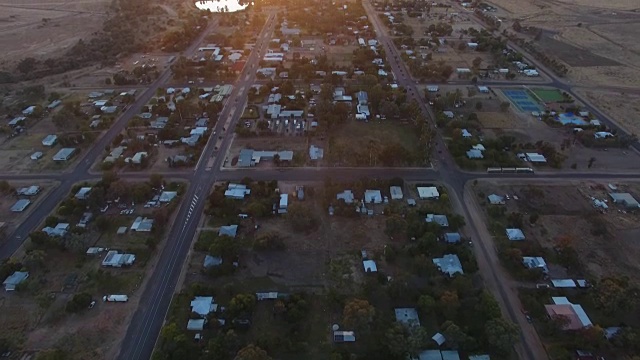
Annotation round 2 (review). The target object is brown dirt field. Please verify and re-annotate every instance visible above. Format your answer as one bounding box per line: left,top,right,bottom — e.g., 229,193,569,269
578,89,640,136
326,45,357,67
477,112,520,129
477,180,640,285
0,0,109,63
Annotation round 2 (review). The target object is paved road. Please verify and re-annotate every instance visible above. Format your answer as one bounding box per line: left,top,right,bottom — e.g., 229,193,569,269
116,13,277,360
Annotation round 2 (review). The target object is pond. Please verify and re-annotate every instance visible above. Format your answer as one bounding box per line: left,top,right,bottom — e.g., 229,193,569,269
195,0,251,13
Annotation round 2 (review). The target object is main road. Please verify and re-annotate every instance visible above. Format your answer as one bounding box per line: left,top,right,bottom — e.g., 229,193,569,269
117,12,277,360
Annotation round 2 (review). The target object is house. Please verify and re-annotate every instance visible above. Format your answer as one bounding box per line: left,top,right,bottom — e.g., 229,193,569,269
544,297,592,330
356,104,370,118
31,152,43,160
506,228,525,241
278,194,288,214
426,214,449,227
309,145,324,160
417,186,439,199
11,199,31,212
356,91,368,105
204,255,223,268
3,271,29,291
42,223,70,237
191,296,217,317
225,183,251,199
101,106,118,114
337,190,355,204
441,351,461,360
461,129,472,138
395,308,420,326
551,279,577,288
8,116,26,127
75,187,92,200
159,191,178,203
378,69,387,77
522,256,548,273
364,190,382,204
433,254,464,276
104,146,126,163
228,52,243,62
415,350,444,360
487,194,505,205
466,149,484,159
187,319,206,331
117,227,128,235
86,247,105,255
525,153,547,163
130,217,154,232
609,193,639,208
102,250,136,267
333,331,356,343
390,186,403,200
219,225,238,238
363,260,377,273
149,117,169,129
443,111,454,119
477,86,490,93
77,212,93,228
52,148,76,161
443,233,461,243
17,186,41,196
127,152,148,164
42,134,58,147
22,106,36,115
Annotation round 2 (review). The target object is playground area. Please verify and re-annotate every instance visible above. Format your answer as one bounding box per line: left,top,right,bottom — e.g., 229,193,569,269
501,89,543,113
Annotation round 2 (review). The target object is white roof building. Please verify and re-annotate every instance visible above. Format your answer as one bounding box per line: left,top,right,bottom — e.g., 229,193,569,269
42,223,70,237
395,308,420,327
337,190,355,204
417,186,439,199
75,187,92,200
52,148,76,161
102,250,136,267
506,228,525,241
363,260,377,273
11,199,31,212
190,296,217,317
131,217,154,232
364,190,382,204
159,191,178,203
225,183,251,199
309,145,324,160
42,134,58,147
17,185,41,196
3,271,29,291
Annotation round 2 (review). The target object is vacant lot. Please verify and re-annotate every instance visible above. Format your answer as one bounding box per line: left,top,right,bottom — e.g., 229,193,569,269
326,44,358,67
0,0,109,62
579,89,640,136
476,180,640,284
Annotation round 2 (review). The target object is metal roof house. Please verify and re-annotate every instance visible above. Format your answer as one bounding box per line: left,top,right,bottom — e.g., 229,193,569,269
522,256,548,273
3,271,29,291
545,297,592,330
364,190,383,204
11,199,31,212
487,194,505,205
159,191,178,203
42,223,70,237
333,331,356,343
336,190,355,204
17,186,41,196
190,296,217,317
278,194,288,214
417,186,439,199
395,308,421,327
204,255,223,268
75,187,92,200
131,217,154,232
219,225,238,238
356,91,368,105
309,145,324,160
389,186,403,200
225,183,250,199
426,214,449,227
363,260,377,273
433,254,464,277
53,148,76,161
102,250,136,267
42,134,58,147
609,193,640,208
506,228,525,241
187,319,206,331
443,233,461,243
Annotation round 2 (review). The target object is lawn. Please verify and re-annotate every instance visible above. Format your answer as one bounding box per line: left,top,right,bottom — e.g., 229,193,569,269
241,105,261,119
531,88,565,102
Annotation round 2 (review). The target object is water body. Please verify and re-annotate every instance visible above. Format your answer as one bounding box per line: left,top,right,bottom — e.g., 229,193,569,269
195,0,251,13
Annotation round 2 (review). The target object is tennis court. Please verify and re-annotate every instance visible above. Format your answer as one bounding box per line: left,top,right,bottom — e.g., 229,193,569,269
532,88,564,102
502,89,543,113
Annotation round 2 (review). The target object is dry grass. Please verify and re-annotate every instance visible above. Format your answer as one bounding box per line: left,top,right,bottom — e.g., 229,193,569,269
477,112,520,129
579,89,640,136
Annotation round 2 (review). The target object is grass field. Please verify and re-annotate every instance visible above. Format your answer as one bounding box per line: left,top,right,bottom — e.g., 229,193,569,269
531,88,565,102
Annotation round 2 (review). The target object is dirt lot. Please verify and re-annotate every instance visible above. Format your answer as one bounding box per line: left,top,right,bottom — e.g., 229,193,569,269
326,44,358,67
476,180,640,284
0,0,108,63
578,89,640,136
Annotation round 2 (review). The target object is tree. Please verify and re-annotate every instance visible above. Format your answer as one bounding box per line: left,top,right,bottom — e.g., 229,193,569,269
485,318,520,354
343,298,375,330
477,291,502,320
588,157,596,168
529,213,539,224
228,294,257,316
210,235,238,257
440,291,460,318
441,321,469,349
475,101,483,111
286,203,319,232
418,294,436,315
149,173,164,189
472,57,482,67
235,344,271,360
65,292,92,313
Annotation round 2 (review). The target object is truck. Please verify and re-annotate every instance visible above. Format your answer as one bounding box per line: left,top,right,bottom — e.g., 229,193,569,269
103,295,128,302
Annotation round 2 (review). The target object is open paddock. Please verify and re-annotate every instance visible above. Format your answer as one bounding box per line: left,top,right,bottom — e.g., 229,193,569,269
326,45,358,67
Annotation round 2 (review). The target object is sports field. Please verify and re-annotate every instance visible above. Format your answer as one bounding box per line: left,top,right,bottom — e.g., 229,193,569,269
531,88,565,102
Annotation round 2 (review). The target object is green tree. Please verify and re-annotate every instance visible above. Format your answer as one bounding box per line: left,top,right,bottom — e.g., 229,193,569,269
286,203,319,232
441,321,469,349
485,318,520,354
65,292,92,313
418,294,436,315
228,294,257,316
439,291,460,318
234,344,271,360
343,298,375,330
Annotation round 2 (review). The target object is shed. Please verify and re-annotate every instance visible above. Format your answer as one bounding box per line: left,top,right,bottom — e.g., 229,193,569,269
204,255,223,268
52,148,76,161
433,254,464,276
159,191,178,203
75,187,92,200
417,186,439,199
441,351,461,360
432,332,446,345
609,193,639,208
394,308,420,326
219,225,238,238
42,134,58,147
389,186,403,200
187,319,206,331
466,149,484,159
102,250,136,267
31,152,43,160
130,217,154,232
417,350,442,360
333,330,356,343
487,194,505,205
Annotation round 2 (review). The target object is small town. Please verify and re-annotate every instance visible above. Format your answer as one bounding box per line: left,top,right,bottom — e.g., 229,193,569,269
0,0,639,359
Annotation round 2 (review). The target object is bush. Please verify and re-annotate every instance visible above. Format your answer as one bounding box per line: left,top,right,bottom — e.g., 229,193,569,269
65,292,92,313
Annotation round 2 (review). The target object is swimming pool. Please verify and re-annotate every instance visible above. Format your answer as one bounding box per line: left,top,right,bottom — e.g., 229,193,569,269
502,89,543,113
